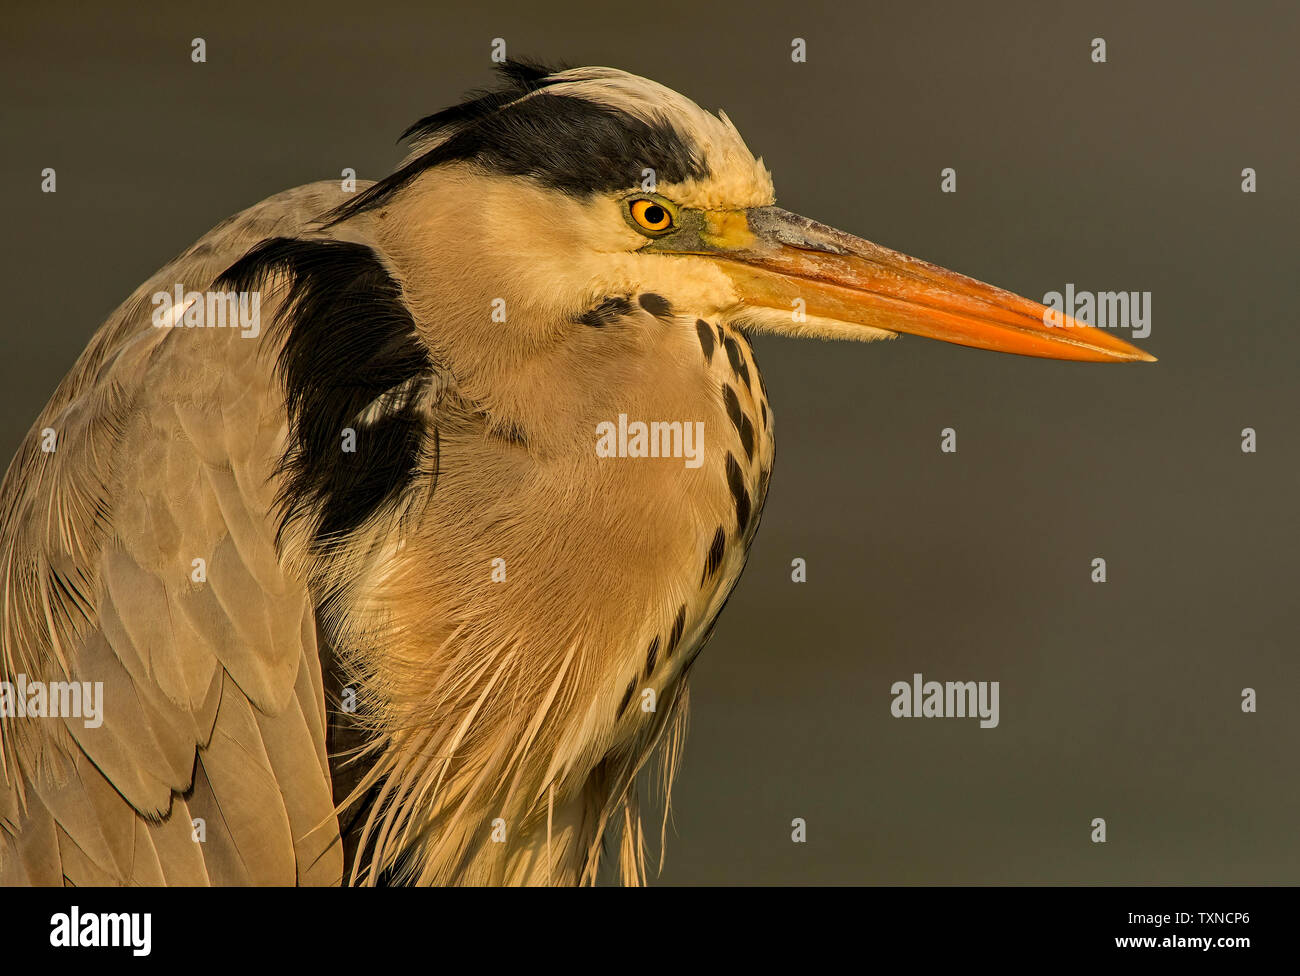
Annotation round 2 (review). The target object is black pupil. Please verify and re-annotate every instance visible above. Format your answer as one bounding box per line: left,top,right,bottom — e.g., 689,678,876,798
643,205,666,225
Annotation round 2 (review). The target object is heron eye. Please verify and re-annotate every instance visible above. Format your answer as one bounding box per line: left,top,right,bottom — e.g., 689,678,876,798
630,198,674,233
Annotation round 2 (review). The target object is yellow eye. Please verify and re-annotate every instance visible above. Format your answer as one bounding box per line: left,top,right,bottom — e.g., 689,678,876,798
630,198,674,233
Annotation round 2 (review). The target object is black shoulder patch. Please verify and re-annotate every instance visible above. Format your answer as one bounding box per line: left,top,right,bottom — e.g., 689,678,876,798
327,65,711,224
216,238,435,547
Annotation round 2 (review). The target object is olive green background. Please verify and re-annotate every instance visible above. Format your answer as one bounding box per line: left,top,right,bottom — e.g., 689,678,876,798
3,0,1296,884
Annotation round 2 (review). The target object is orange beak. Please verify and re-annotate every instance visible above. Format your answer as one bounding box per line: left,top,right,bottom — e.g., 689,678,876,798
688,207,1155,363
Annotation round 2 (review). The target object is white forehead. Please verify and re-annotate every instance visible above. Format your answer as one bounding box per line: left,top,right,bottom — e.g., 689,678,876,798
528,67,775,209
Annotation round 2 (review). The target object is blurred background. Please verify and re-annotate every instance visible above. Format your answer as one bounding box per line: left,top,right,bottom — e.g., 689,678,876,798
3,0,1296,883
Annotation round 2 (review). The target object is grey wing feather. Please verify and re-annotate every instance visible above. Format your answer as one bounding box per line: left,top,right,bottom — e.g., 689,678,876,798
0,181,362,885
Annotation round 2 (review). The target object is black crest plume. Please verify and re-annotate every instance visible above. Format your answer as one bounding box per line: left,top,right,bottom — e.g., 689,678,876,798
325,59,709,225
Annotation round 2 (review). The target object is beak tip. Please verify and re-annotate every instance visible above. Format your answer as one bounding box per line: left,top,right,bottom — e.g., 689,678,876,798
1124,347,1158,364
1085,330,1156,364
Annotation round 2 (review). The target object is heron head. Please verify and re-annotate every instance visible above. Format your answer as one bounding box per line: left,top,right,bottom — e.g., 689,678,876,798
328,62,1152,419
